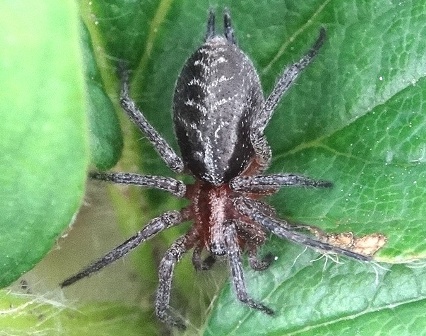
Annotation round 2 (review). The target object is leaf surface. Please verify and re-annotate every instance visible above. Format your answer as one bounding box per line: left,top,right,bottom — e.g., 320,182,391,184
10,0,423,335
0,1,87,286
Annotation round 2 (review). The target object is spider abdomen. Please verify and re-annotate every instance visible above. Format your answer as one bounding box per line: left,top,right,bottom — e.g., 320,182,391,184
173,36,264,185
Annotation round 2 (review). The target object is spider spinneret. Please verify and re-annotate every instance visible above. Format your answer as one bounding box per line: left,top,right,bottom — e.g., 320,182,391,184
61,9,370,329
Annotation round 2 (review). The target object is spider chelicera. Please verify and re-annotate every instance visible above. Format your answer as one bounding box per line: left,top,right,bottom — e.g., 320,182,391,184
61,9,370,329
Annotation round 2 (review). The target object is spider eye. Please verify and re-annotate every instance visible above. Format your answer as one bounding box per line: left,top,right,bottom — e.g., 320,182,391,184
209,242,227,256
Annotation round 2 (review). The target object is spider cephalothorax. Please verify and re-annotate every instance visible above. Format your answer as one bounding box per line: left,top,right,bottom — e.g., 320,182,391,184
61,10,370,329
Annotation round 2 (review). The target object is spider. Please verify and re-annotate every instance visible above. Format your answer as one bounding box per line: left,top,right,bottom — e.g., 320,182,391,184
61,9,370,329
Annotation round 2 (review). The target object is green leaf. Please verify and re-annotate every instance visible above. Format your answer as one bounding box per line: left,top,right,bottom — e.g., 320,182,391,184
19,0,425,335
0,1,87,286
266,1,426,262
205,242,426,335
81,21,123,170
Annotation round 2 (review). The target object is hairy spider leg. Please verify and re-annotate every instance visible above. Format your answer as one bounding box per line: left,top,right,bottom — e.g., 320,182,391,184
232,220,272,271
156,233,196,330
236,198,371,261
255,27,326,135
60,211,183,288
250,28,327,171
119,67,184,173
224,221,274,315
230,173,332,193
89,172,186,197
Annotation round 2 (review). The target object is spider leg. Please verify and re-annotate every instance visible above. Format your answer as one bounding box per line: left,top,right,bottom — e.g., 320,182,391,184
255,28,326,134
233,220,271,271
230,174,332,193
119,67,184,173
60,211,183,288
235,197,371,261
192,245,216,271
248,250,274,271
224,221,274,315
89,172,186,197
205,9,215,41
250,28,326,167
223,9,236,44
156,233,195,330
